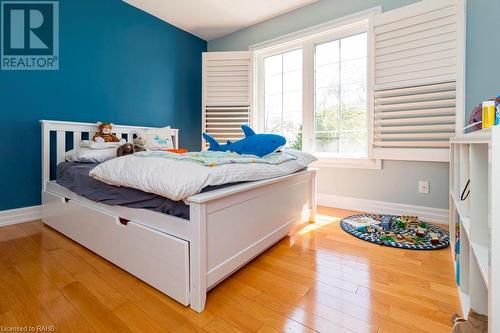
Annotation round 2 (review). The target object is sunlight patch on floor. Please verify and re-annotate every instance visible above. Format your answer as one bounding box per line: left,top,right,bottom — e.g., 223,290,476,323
297,214,342,236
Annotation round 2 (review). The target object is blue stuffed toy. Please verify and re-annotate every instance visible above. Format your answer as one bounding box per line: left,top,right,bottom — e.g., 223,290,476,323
202,125,286,157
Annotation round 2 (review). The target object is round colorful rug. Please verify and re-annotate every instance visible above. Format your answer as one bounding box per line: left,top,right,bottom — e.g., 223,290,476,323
340,214,449,250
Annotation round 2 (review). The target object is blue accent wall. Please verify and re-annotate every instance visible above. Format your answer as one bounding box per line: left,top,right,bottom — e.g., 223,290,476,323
0,0,207,211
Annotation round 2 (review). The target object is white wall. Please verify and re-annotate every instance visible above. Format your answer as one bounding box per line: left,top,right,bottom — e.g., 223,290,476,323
208,0,450,209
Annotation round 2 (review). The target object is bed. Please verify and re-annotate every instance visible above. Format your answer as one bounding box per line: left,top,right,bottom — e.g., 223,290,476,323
40,120,317,312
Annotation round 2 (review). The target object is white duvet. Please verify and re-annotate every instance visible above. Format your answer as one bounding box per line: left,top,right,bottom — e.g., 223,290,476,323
89,149,317,201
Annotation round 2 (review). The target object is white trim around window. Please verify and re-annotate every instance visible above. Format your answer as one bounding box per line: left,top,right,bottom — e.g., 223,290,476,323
251,6,382,169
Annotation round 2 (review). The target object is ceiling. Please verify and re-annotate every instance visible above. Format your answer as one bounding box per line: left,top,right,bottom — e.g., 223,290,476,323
123,0,318,41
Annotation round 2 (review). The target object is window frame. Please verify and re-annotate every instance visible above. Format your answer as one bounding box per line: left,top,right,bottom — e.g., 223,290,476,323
252,7,382,169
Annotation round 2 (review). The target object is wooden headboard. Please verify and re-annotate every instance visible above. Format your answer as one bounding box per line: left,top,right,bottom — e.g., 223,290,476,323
40,120,179,189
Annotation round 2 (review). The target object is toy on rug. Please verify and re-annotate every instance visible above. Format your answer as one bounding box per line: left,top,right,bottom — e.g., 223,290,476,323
203,125,286,157
340,214,449,250
430,233,441,245
116,143,145,157
416,226,427,237
93,122,126,143
380,215,395,231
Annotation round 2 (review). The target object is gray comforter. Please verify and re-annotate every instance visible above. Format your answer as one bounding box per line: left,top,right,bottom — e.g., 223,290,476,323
56,162,191,219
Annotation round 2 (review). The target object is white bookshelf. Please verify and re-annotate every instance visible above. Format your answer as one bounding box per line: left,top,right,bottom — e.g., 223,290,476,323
450,127,495,331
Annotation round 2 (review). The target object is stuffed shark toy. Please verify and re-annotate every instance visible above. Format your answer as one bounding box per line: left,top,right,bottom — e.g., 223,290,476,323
203,125,286,157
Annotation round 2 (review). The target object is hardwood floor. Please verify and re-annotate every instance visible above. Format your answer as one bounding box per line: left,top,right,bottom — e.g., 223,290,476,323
0,207,460,332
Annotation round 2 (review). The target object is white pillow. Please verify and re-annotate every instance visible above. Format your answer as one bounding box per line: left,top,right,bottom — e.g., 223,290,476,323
65,147,117,163
79,140,123,150
135,126,174,150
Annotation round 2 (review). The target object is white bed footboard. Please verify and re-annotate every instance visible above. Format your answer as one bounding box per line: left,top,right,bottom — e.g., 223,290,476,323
186,169,316,312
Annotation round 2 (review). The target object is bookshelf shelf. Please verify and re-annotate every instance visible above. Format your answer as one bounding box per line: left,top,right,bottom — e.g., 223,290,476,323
471,241,489,287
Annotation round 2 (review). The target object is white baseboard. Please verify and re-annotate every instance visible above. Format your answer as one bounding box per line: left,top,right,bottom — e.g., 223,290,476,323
317,193,449,224
0,197,448,227
0,205,42,227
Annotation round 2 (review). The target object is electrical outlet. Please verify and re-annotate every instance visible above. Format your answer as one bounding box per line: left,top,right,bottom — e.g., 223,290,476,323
419,181,429,194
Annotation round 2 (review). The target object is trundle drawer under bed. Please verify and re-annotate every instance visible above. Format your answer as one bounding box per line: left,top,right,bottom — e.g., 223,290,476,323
42,190,190,305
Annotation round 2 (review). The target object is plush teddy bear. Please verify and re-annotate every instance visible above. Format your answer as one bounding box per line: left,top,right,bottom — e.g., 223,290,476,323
116,143,145,157
93,122,125,143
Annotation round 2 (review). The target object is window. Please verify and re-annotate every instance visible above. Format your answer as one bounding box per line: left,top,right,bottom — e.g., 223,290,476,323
254,11,380,168
315,33,367,158
264,49,303,149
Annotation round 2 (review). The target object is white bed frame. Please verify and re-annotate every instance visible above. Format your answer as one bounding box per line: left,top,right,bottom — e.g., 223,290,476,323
40,120,316,312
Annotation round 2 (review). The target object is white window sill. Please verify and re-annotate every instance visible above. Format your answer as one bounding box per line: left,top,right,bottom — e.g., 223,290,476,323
311,157,382,170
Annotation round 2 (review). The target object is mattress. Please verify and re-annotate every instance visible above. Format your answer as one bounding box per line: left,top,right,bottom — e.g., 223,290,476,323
56,162,236,220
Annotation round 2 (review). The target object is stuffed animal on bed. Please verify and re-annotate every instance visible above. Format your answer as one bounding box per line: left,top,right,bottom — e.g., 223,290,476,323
93,122,125,143
116,143,145,157
202,125,286,157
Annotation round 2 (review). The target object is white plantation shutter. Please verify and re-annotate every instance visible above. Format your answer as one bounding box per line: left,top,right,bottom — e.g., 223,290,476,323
202,51,252,148
372,0,463,162
374,82,456,146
